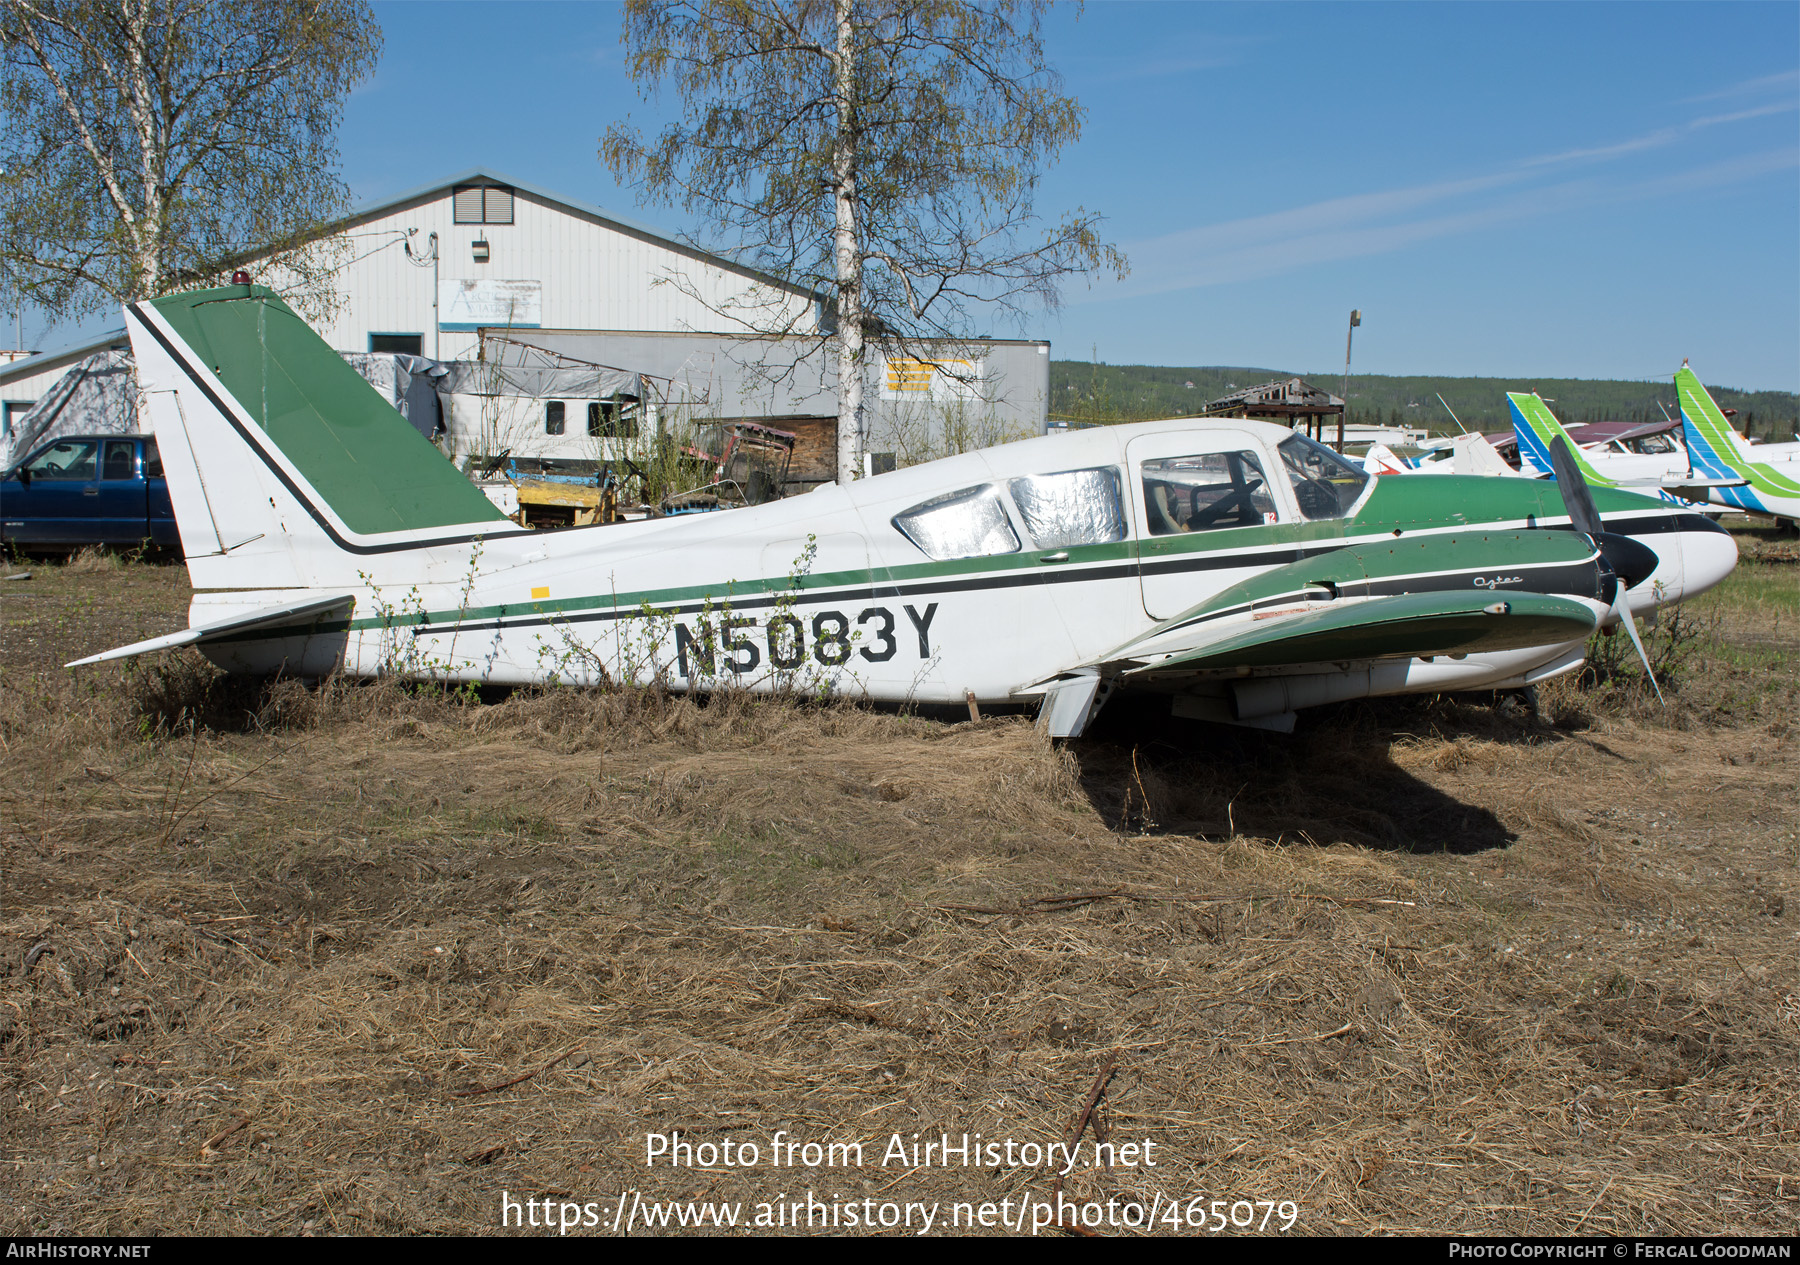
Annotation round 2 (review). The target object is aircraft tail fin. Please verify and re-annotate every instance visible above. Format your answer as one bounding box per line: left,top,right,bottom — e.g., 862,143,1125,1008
1677,365,1800,511
1450,431,1520,477
1675,366,1752,476
1508,392,1613,485
126,285,514,592
1361,443,1413,475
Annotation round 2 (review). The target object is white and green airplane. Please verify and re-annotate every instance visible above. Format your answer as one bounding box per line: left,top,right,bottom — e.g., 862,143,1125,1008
1677,365,1800,526
1508,390,1747,505
69,285,1739,735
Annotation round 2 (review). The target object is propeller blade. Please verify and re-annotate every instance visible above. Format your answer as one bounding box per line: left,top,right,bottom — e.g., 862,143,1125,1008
1548,435,1603,538
1610,579,1666,706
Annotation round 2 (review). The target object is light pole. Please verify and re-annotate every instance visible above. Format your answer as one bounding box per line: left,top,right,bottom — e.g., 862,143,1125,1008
1339,309,1360,452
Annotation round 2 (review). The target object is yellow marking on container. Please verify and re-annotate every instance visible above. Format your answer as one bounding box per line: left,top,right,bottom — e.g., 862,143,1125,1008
531,586,550,600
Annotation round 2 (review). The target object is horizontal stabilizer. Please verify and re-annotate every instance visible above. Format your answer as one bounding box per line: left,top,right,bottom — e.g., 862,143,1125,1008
1125,591,1597,678
1605,475,1745,490
65,594,355,667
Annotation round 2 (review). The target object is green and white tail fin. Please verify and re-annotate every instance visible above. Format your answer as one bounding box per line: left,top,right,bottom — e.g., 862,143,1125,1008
1678,364,1800,512
1508,392,1615,486
127,284,516,593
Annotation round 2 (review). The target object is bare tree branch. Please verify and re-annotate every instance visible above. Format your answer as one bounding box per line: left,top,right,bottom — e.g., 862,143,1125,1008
603,0,1126,481
0,0,382,320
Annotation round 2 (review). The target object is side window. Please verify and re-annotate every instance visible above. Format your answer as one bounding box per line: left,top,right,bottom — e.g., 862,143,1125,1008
143,439,163,478
545,401,565,435
26,440,98,480
1141,451,1276,535
1008,466,1127,549
587,402,640,440
103,440,136,480
893,484,1021,561
1277,434,1370,520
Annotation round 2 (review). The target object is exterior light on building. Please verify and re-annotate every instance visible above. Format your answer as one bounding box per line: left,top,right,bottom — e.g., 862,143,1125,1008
472,238,490,263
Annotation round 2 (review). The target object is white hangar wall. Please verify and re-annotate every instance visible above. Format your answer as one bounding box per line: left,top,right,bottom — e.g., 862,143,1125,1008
256,170,824,363
3,170,1055,465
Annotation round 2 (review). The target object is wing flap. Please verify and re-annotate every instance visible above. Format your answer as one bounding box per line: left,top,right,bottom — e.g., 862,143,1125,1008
66,593,355,667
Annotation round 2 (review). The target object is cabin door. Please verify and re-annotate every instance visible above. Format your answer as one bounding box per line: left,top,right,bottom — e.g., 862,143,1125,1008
1126,429,1296,621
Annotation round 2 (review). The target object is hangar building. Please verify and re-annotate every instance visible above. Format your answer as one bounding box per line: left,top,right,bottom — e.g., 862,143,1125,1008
0,168,1048,469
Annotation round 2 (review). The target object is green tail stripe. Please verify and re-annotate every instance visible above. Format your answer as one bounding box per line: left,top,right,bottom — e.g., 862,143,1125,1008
1508,392,1614,486
1677,368,1800,497
150,285,509,535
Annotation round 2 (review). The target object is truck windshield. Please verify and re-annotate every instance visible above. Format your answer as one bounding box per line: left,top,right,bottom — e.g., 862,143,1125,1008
24,440,98,480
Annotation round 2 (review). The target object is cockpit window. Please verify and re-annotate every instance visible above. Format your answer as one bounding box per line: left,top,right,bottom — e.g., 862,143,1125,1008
1142,451,1277,535
1008,466,1127,549
893,484,1021,561
1278,433,1370,520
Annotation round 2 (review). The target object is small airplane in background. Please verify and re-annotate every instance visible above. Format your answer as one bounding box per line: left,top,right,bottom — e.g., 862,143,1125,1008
1677,365,1800,527
1362,432,1522,479
67,284,1739,734
1506,390,1749,507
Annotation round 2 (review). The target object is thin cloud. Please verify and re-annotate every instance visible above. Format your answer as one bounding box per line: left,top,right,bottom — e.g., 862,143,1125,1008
1679,67,1799,104
1063,34,1261,84
1088,146,1797,303
1524,101,1792,169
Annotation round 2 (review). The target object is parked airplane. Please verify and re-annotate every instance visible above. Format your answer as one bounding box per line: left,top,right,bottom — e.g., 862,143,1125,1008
68,285,1739,734
1677,366,1800,526
1362,433,1522,479
1508,391,1744,505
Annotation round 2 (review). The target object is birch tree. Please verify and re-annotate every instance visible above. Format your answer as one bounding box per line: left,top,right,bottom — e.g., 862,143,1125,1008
0,0,380,321
603,0,1123,482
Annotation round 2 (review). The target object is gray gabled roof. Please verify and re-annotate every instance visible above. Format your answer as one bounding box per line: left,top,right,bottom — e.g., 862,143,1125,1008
2,167,822,391
316,166,821,304
0,327,129,390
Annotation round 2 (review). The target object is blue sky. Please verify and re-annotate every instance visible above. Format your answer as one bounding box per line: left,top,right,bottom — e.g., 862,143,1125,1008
31,1,1800,391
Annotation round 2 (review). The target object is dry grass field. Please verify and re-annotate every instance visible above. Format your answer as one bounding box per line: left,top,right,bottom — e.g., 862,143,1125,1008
1,529,1795,1236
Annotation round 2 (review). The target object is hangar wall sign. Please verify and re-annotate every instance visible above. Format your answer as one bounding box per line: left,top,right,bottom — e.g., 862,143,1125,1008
439,279,543,331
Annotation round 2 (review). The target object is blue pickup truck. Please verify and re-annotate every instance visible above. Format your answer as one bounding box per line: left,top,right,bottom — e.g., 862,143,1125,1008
1,434,179,551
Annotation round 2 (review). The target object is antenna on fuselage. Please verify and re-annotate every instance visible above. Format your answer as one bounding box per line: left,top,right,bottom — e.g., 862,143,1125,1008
1436,393,1468,435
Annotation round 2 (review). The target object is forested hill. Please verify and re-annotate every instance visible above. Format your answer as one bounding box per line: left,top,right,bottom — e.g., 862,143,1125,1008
1049,361,1800,441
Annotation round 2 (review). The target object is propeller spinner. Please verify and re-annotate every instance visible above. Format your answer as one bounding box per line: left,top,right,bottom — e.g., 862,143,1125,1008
1548,436,1665,704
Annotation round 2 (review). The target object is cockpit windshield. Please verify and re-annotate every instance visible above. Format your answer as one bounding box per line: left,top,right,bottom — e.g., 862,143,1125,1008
1624,433,1678,455
1277,433,1370,520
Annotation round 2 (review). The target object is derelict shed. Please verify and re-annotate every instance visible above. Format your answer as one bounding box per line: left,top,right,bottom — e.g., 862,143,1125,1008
485,328,1050,473
1205,378,1347,447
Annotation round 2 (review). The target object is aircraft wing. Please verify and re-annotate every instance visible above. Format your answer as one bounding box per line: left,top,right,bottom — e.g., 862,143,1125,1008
1117,589,1596,679
66,593,355,666
1024,533,1605,735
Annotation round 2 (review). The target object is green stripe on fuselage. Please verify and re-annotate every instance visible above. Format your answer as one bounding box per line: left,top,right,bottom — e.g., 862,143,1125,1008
344,475,1664,636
